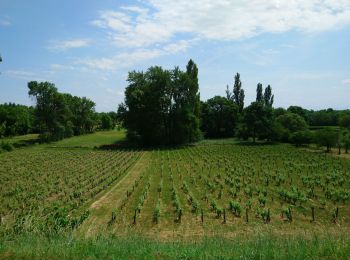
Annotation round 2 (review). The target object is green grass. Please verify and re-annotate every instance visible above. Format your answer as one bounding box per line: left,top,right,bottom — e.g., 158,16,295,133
49,129,126,148
1,232,349,259
1,134,39,147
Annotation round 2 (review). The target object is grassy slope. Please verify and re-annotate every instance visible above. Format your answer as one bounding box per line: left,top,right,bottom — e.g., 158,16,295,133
1,233,350,259
49,130,126,148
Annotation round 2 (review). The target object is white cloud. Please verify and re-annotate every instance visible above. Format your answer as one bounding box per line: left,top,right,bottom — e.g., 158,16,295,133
92,1,350,48
342,79,350,84
75,39,192,71
48,39,90,51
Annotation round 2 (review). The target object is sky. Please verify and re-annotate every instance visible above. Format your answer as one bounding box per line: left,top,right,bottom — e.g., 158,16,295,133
0,0,350,112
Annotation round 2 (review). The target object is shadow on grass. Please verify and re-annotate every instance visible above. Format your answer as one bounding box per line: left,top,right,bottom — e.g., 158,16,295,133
98,137,280,152
10,138,40,149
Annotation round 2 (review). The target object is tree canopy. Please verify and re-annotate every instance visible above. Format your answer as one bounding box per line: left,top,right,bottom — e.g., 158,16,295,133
122,60,201,146
28,81,97,142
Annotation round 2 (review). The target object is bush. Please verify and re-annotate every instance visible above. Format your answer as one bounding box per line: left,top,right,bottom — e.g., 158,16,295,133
1,141,14,152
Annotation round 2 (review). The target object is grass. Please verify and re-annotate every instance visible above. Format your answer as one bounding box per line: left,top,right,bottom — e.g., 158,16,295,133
0,130,126,150
1,232,350,259
0,134,39,147
49,129,126,148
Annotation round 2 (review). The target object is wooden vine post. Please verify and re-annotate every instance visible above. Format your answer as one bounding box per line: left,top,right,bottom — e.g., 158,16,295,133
223,209,226,224
133,209,137,225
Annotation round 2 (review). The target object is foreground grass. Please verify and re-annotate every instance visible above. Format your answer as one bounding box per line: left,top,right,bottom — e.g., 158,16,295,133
1,233,349,259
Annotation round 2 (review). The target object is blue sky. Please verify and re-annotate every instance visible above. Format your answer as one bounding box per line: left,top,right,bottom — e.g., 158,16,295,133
1,0,350,112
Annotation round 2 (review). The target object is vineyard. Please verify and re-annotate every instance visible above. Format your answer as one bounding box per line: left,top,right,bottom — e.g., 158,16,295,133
80,143,350,237
0,146,141,233
0,130,349,239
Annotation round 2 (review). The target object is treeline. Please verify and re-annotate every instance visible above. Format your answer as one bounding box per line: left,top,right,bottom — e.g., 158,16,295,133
119,60,350,151
0,103,35,137
201,73,350,153
0,82,121,141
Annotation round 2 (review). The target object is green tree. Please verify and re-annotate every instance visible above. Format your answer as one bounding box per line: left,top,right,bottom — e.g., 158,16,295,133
232,73,245,112
263,85,274,107
256,83,263,103
290,130,313,147
276,113,308,132
239,102,267,143
315,128,339,152
100,113,113,130
123,60,201,146
28,81,96,142
201,96,238,138
338,114,350,128
340,130,350,153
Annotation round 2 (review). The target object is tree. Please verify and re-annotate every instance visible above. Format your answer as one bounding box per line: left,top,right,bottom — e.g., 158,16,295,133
290,130,313,147
239,84,275,142
256,83,263,103
123,60,201,146
263,85,274,107
201,96,238,138
28,81,96,142
100,113,113,130
239,102,267,143
340,130,350,153
0,103,34,137
287,106,308,122
232,73,245,112
276,113,308,133
315,128,339,152
338,114,350,128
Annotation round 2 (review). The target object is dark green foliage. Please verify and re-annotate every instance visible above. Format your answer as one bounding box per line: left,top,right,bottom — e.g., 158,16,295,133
308,108,339,126
276,113,308,133
28,81,96,142
287,106,308,122
99,113,113,130
232,73,245,112
274,112,309,142
256,83,263,103
315,127,339,152
238,84,275,142
201,96,238,138
263,85,274,107
338,114,350,128
290,130,313,147
239,101,273,142
0,103,34,137
0,141,14,152
123,60,201,146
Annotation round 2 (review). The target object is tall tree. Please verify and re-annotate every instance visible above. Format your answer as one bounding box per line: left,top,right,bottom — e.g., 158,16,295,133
123,60,201,146
264,85,274,107
232,73,244,112
256,83,263,103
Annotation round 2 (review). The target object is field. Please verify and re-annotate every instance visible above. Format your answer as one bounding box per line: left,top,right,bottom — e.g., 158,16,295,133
1,130,350,258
